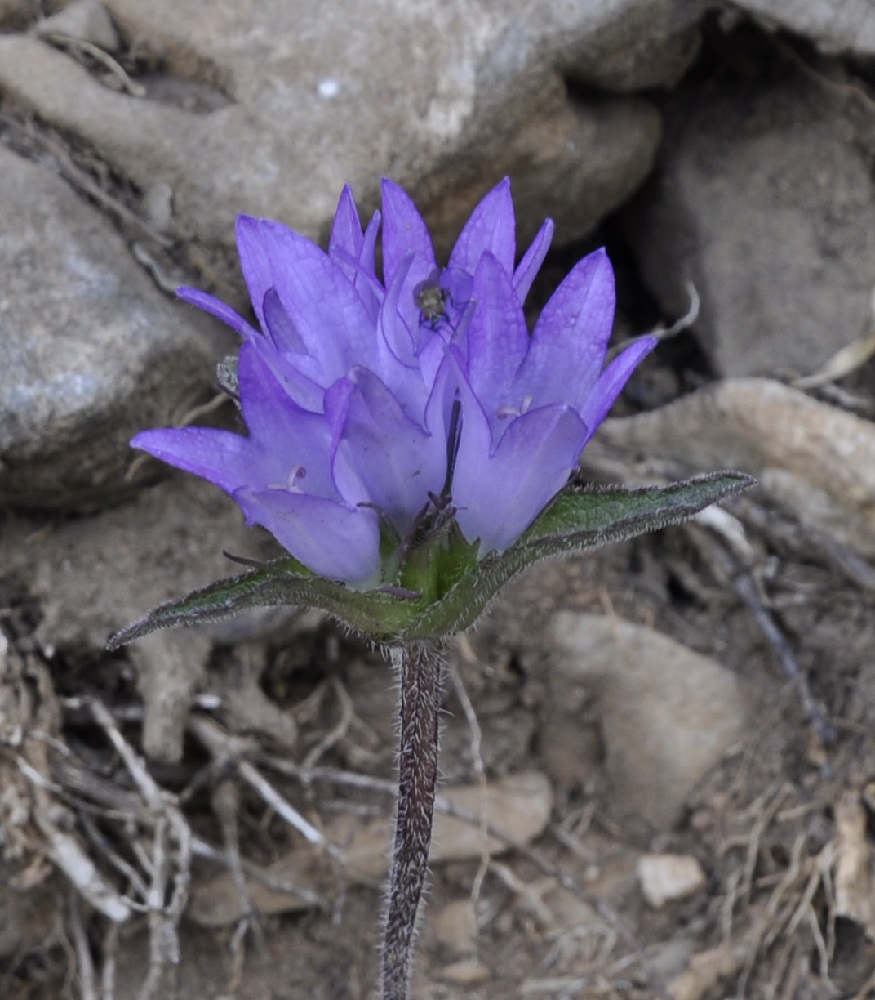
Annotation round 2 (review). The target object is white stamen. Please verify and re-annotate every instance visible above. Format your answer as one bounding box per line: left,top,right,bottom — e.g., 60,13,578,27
268,466,307,491
496,395,533,420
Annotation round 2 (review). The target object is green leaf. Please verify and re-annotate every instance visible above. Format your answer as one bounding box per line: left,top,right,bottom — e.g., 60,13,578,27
401,471,755,639
106,555,426,650
520,470,755,548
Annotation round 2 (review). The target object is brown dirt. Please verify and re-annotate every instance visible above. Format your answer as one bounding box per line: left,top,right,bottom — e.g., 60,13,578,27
2,464,875,1000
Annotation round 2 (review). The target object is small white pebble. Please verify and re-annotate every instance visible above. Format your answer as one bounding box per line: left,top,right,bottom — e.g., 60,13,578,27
141,181,174,233
317,78,340,99
440,960,491,985
432,899,478,956
637,853,706,908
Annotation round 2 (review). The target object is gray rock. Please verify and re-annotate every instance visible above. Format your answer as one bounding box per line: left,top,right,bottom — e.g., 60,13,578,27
2,476,277,654
593,378,875,559
0,0,675,272
560,0,705,91
0,145,214,508
430,900,479,958
735,0,875,56
637,853,706,908
140,180,174,234
0,0,30,30
624,66,875,378
36,0,120,52
546,612,749,830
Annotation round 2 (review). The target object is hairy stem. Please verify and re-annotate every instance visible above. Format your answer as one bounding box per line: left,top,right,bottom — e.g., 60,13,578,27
381,642,444,1000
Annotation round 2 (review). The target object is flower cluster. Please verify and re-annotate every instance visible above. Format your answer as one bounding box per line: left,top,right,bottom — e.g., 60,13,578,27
134,180,655,585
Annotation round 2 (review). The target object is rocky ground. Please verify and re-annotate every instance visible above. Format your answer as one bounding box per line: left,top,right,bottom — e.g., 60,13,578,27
3,1,875,998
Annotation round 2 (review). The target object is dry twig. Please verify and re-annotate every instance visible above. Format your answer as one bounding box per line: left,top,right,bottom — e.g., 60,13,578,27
450,636,489,902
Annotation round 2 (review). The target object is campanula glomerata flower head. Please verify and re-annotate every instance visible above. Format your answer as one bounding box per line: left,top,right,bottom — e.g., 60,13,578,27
133,179,656,585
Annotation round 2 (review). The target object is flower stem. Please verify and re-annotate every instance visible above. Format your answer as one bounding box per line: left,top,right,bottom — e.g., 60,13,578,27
381,642,444,1000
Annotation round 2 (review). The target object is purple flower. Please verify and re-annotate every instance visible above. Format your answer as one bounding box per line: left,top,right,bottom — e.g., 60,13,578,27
133,179,655,585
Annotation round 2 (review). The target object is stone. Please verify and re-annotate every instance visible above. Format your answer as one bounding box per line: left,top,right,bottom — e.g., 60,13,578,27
1,477,283,654
0,0,30,30
36,0,120,52
0,145,216,509
833,790,875,938
547,613,748,830
563,0,705,91
431,899,479,957
592,378,875,558
624,56,875,378
734,0,875,56
439,960,491,985
0,0,674,282
132,631,210,762
140,181,174,233
637,853,706,908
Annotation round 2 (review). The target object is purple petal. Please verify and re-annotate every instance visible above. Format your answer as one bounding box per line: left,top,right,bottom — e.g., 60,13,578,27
329,184,363,269
380,179,437,330
176,286,258,341
421,350,459,441
338,367,446,532
250,343,327,413
514,248,615,409
448,178,515,277
235,487,381,583
235,214,274,330
360,209,380,282
262,287,306,353
377,252,417,368
328,244,383,327
373,254,451,425
237,216,376,378
131,345,336,502
452,369,587,551
513,217,553,304
329,189,381,321
578,336,657,446
354,209,383,322
440,267,473,313
322,376,366,504
132,425,260,496
465,252,528,409
236,343,336,494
